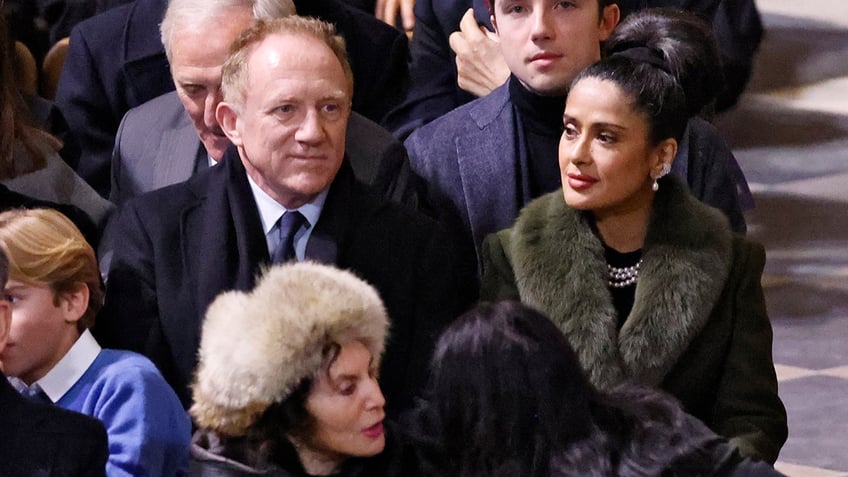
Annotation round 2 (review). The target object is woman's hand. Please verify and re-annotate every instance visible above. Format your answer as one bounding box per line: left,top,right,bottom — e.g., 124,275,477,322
449,9,510,97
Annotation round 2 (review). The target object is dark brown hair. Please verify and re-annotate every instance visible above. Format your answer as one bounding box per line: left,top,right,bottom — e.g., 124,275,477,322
0,15,61,180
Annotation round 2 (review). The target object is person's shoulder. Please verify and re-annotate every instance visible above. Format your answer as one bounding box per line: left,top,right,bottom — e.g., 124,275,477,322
350,181,441,232
406,86,511,146
88,349,186,403
515,190,571,229
125,166,211,212
684,116,734,153
94,348,166,378
122,91,185,127
71,0,133,37
653,175,733,242
730,234,766,266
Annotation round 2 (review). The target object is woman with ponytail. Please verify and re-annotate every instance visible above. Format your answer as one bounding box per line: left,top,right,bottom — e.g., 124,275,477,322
481,8,786,464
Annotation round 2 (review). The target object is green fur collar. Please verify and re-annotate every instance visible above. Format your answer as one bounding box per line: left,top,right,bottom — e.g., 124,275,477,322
506,176,734,390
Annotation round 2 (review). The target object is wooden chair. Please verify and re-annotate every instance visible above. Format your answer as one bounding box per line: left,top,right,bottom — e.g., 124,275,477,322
13,41,38,96
41,37,70,100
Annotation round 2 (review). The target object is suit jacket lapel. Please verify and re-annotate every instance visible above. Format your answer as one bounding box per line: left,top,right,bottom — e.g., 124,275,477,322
456,84,521,263
154,106,200,189
121,0,172,106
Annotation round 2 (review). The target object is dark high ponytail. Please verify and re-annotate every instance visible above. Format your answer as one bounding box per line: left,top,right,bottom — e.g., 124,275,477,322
604,7,724,118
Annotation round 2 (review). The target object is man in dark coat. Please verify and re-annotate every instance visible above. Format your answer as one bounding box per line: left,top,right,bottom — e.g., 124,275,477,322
55,0,409,197
98,17,466,418
0,248,109,476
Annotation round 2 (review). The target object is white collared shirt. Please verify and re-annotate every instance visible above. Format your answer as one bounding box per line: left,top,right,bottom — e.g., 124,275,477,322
246,174,327,261
33,329,101,403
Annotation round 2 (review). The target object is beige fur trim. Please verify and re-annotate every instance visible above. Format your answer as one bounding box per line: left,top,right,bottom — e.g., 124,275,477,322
190,262,389,435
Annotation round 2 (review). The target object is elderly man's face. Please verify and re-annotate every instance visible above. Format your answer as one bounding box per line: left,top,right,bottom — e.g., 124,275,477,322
170,9,253,161
220,33,350,209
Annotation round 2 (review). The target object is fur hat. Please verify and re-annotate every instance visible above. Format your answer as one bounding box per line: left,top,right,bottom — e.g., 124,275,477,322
190,262,389,436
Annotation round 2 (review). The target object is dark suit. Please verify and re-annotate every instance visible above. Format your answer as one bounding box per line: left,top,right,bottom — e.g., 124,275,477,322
98,150,467,416
0,373,108,476
55,0,171,197
404,83,747,280
55,0,408,197
110,91,418,209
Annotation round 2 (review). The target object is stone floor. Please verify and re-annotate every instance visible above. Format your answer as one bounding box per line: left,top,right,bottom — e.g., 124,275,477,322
716,1,848,475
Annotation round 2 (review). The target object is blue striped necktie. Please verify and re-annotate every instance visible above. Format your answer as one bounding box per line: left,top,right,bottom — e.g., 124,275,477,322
272,211,306,263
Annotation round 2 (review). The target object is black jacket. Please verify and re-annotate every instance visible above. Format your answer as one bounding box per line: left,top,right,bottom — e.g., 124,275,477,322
0,373,108,476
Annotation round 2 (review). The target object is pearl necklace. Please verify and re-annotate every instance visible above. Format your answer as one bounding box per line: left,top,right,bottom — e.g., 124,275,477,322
607,259,643,288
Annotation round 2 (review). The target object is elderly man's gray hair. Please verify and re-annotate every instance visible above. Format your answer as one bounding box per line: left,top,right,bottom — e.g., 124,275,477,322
160,0,296,60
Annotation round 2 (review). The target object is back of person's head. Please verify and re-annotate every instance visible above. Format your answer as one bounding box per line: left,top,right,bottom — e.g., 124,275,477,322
0,208,103,331
553,384,724,476
604,7,723,117
0,15,61,180
191,262,388,440
408,301,596,476
160,0,297,59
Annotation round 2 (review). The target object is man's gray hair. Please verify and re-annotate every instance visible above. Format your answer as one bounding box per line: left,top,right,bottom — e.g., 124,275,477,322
160,0,296,60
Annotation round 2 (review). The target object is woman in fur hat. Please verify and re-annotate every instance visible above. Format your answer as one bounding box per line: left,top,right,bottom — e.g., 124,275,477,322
189,262,392,476
480,9,786,465
398,301,784,476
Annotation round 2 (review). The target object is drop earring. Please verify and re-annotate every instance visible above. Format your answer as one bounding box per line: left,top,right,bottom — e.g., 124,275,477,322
652,163,671,192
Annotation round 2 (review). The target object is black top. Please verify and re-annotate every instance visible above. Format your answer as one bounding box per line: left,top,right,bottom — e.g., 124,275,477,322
509,75,566,198
188,426,399,477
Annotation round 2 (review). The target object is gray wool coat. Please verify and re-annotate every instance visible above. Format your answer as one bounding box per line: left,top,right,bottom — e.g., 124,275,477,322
481,175,787,464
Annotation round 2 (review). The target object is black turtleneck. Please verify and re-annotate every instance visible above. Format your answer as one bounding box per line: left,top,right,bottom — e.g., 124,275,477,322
508,75,567,198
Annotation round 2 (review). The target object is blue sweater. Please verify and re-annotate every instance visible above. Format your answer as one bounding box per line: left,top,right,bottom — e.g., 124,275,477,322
56,349,191,476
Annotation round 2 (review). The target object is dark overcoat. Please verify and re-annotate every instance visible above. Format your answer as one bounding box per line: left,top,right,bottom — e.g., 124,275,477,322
97,151,467,416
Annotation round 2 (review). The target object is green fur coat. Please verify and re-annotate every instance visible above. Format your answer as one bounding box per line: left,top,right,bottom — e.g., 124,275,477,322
481,176,787,464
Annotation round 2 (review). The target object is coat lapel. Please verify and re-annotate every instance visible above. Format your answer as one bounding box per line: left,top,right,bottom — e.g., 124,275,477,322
154,106,200,189
177,150,267,382
619,177,733,385
509,177,734,390
121,0,172,107
456,85,522,262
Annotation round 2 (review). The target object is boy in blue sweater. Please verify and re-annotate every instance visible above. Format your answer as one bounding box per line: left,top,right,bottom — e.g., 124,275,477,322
0,208,191,476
